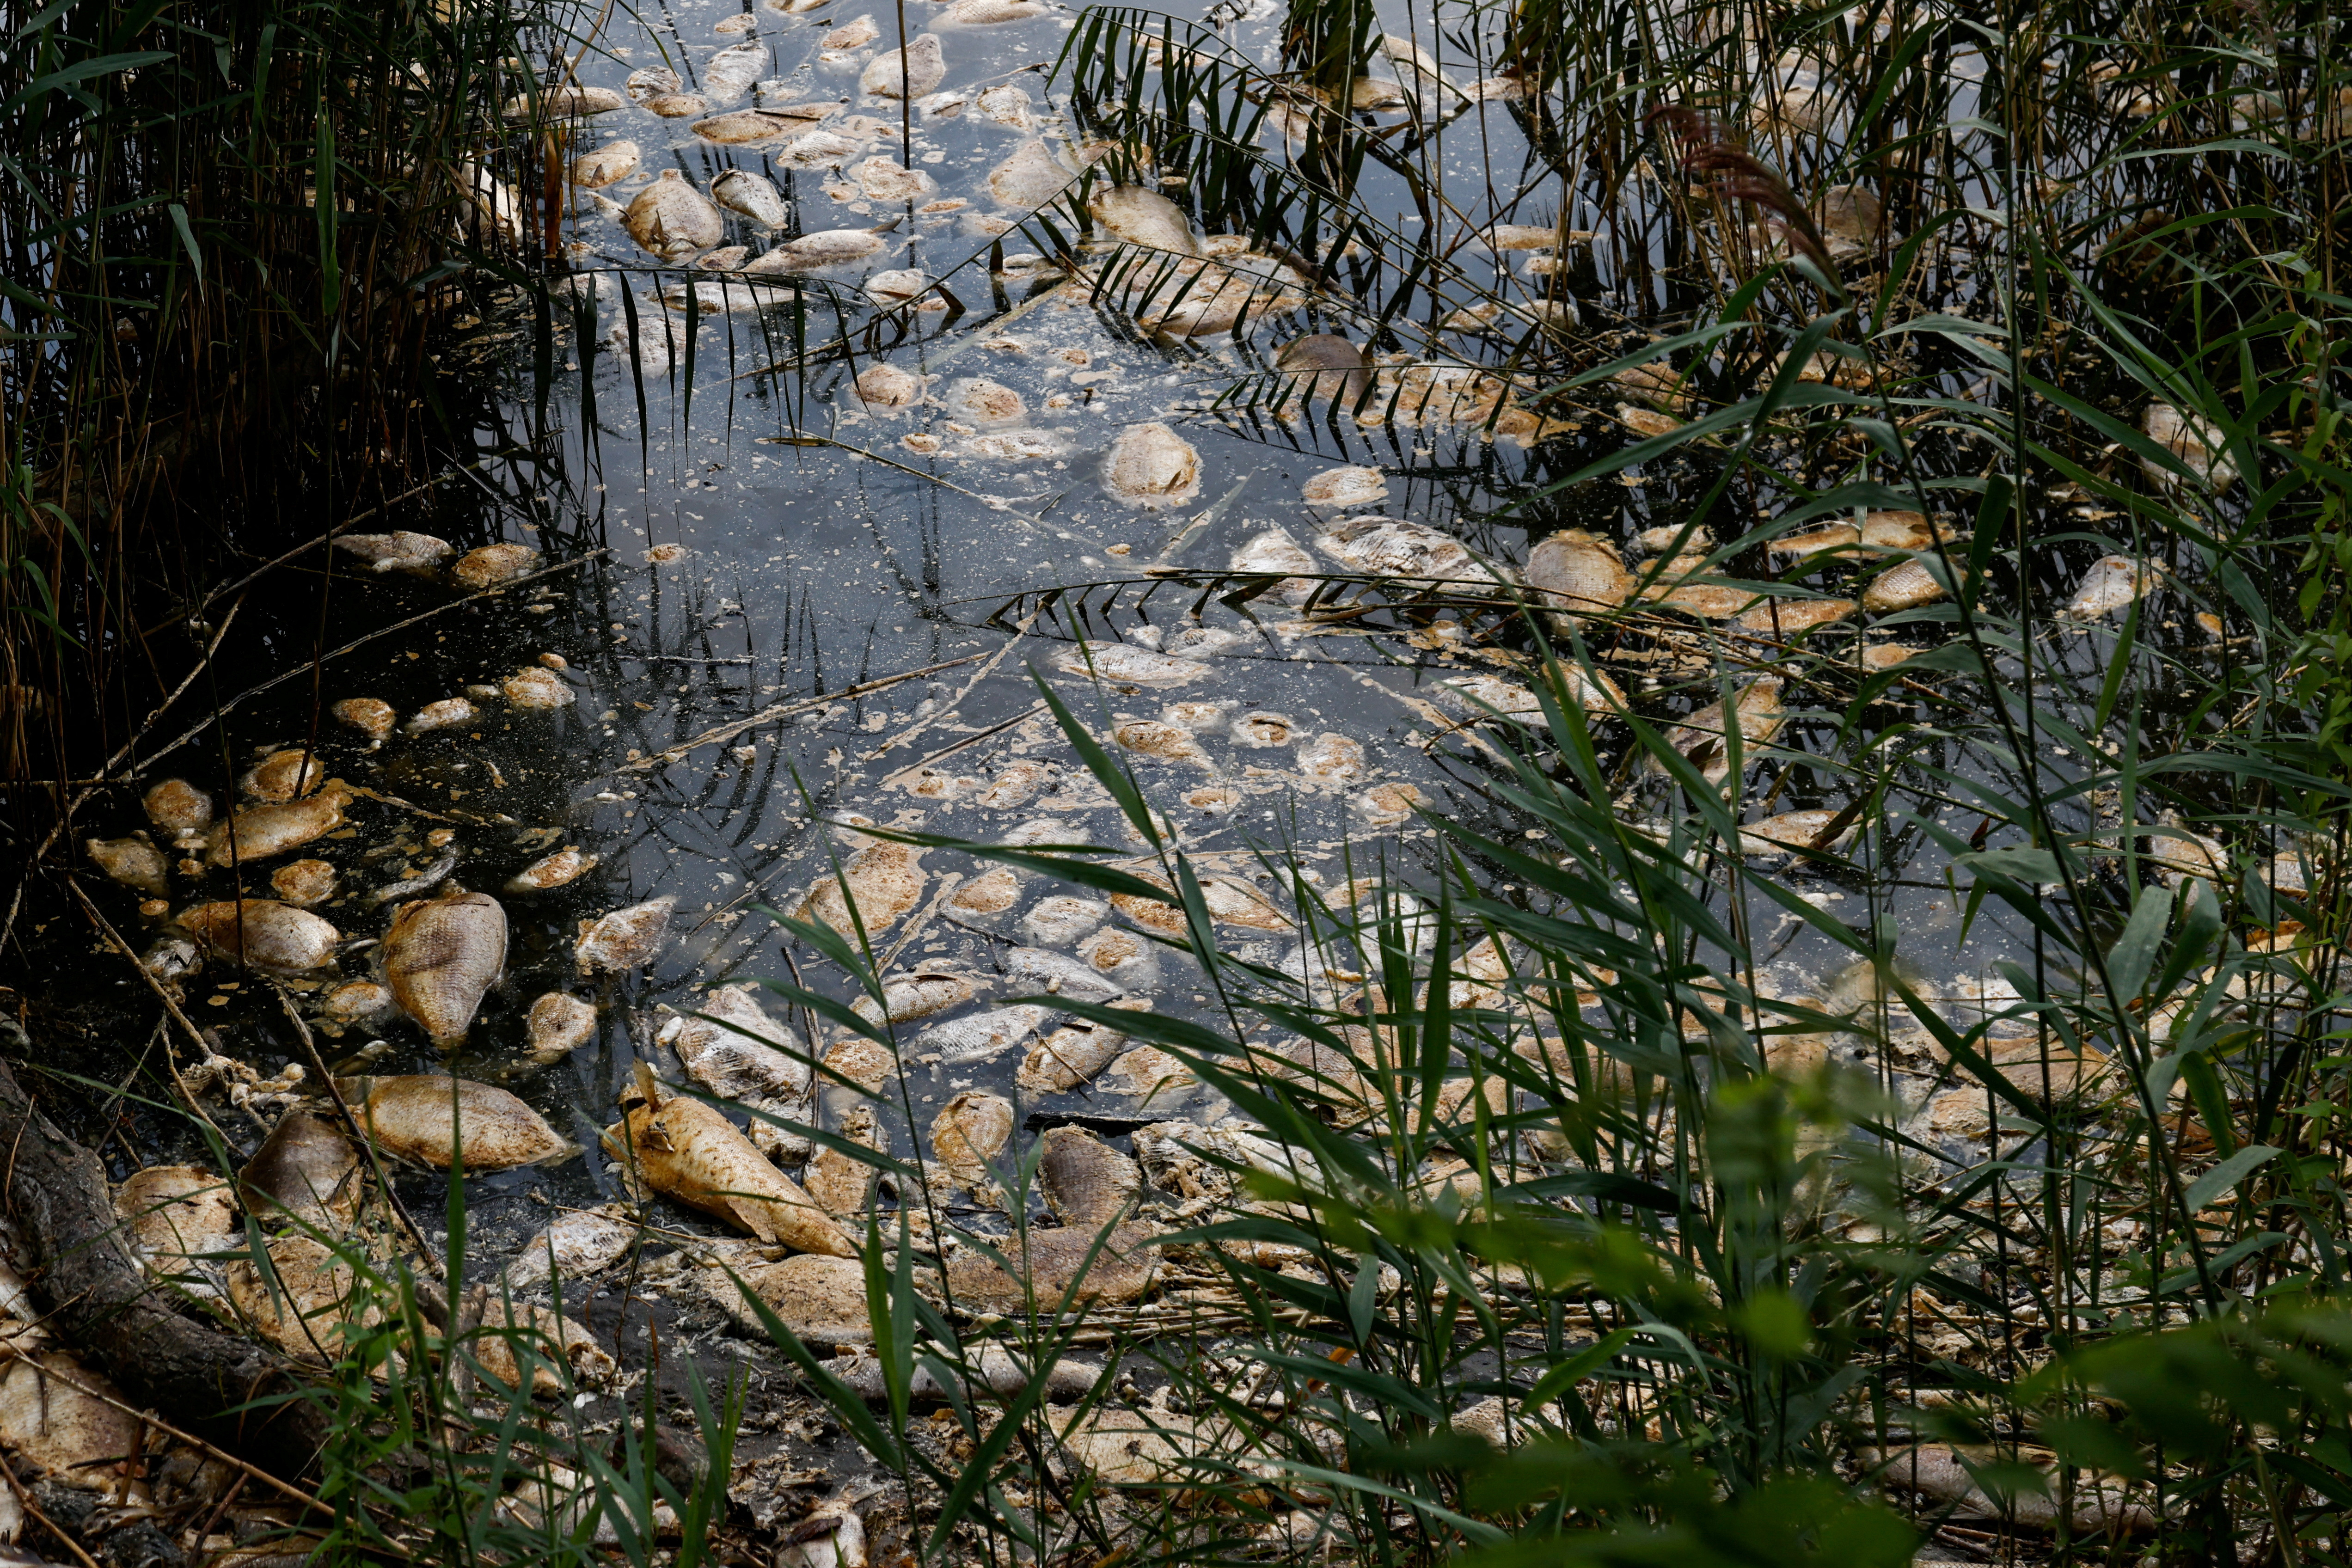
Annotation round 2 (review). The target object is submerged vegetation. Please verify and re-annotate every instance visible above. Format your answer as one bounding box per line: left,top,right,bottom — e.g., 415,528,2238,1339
2,0,2351,1560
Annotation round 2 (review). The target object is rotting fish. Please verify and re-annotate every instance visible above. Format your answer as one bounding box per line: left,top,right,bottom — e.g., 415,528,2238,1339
178,900,341,975
367,845,458,909
860,33,945,98
856,157,934,202
506,845,596,894
940,0,1046,22
2144,403,2236,492
239,747,325,802
527,992,599,1060
1300,466,1386,509
1103,426,1201,513
828,1345,1100,1404
851,970,975,1027
801,1106,888,1219
1113,720,1214,770
339,1073,572,1170
1039,1127,1140,1225
1017,1015,1132,1093
603,1074,853,1254
1294,732,1368,790
624,170,725,262
944,376,1026,426
575,894,677,974
451,542,540,588
853,361,924,407
911,1003,1055,1064
1432,674,1547,729
2063,554,2162,619
225,1236,376,1365
501,83,626,118
502,667,575,709
1001,945,1126,1003
501,1206,636,1292
382,888,508,1047
143,778,212,833
712,169,791,229
986,139,1075,208
1088,185,1198,254
748,228,888,272
206,790,347,865
1861,557,1960,613
711,1254,881,1345
659,983,811,1103
1020,895,1108,947
272,858,338,907
1315,514,1484,583
1737,809,1855,861
405,696,478,734
942,1221,1160,1309
1078,927,1160,990
86,835,167,896
1051,639,1211,686
931,1090,1014,1194
799,841,926,935
703,40,769,101
1650,678,1787,784
1521,529,1632,622
238,1111,363,1228
115,1165,238,1283
335,531,452,573
570,140,639,188
1274,335,1372,406
471,1296,615,1395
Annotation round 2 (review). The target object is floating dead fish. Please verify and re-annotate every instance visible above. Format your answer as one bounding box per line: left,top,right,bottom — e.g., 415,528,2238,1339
940,0,1045,22
604,1078,853,1254
1639,553,1749,619
1868,1444,2156,1536
1651,679,1787,784
851,970,975,1028
645,91,711,117
179,900,340,974
472,1296,615,1394
324,979,395,1023
143,777,213,832
854,361,924,407
944,376,1026,427
821,1035,898,1093
1731,595,1857,636
1814,183,1882,252
342,1074,570,1170
986,139,1075,208
502,667,575,709
405,697,478,734
962,429,1070,460
366,845,457,910
1612,361,1694,414
1078,927,1161,990
1316,515,1483,583
1433,674,1547,729
802,1107,888,1217
1114,720,1213,770
1021,895,1109,948
799,840,926,935
1039,1127,1139,1225
973,81,1036,128
1772,509,1954,560
1275,335,1371,406
1862,558,1960,613
2144,403,2236,492
449,543,538,590
502,83,625,118
712,169,791,229
0,1353,147,1497
704,40,769,100
860,32,944,97
1295,732,1368,790
976,762,1056,810
1103,422,1201,509
931,1090,1014,1193
777,127,867,169
240,747,325,802
271,858,338,906
527,992,599,1060
864,268,931,308
1738,810,1854,860
503,1207,635,1293
943,1221,1159,1308
116,1164,238,1279
692,108,798,143
1051,639,1212,688
205,791,344,866
226,1235,375,1364
748,228,887,271
1089,185,1197,254
660,982,810,1103
576,895,676,974
1018,1014,1132,1093
856,157,933,202
507,845,596,894
823,12,879,46
625,65,681,99
2064,554,2162,619
715,1254,878,1344
571,140,639,187
944,867,1025,930
624,170,725,261
912,1003,1054,1064
383,889,507,1047
1224,710,1292,749
1354,782,1424,828
86,834,167,896
1002,945,1126,1003
1300,466,1386,510
239,1110,363,1227
336,531,452,573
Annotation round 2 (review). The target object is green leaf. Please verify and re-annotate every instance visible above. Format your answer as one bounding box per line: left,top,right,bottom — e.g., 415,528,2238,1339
2181,1145,2280,1212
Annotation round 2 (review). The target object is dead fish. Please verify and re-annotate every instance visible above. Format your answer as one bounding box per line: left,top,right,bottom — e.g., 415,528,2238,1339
776,128,865,168
1294,732,1368,790
944,376,1026,427
451,542,539,589
179,900,341,974
854,361,924,407
659,982,810,1103
502,82,626,118
86,834,167,896
2144,403,2236,492
2064,554,2162,619
240,747,325,802
829,1345,1099,1405
986,139,1075,208
943,1222,1159,1309
471,1296,615,1394
820,1035,898,1094
1077,927,1160,990
850,970,975,1027
1021,896,1108,948
603,1077,854,1254
1650,679,1787,784
1002,945,1126,1003
575,895,677,974
1522,529,1632,622
1103,1046,1194,1102
271,858,338,906
368,845,458,908
383,889,507,1047
973,81,1037,128
339,1074,570,1170
405,697,478,734
747,228,887,272
625,170,725,261
1862,557,1960,612
911,1004,1054,1064
324,979,395,1024
1772,510,1954,560
1316,515,1483,583
336,531,452,573
704,40,769,100
1868,1444,2156,1536
1088,184,1197,254
625,64,681,99
571,140,640,188
1433,674,1547,729
225,1235,374,1364
822,12,879,46
1104,423,1201,510
1227,527,1321,602
944,866,1025,930
502,667,574,710
1300,466,1386,509
207,791,346,865
802,1106,888,1217
527,992,599,1060
860,32,945,98
1738,809,1855,860
1275,334,1372,406
977,762,1056,810
239,1110,363,1227
646,91,713,117
931,1090,1013,1193
799,842,925,936
940,0,1046,22
713,169,791,228
1231,710,1296,748
116,1165,238,1277
692,108,798,143
714,1254,878,1345
0,1353,148,1498
1039,1127,1139,1225
856,157,934,202
506,845,596,894
1114,720,1214,770
865,267,931,308
1017,1015,1132,1093
1051,639,1212,687
1639,553,1752,619
143,777,213,832
1731,595,1858,636
501,1206,635,1292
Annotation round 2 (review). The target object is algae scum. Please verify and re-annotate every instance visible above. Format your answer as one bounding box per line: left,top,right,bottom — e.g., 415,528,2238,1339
10,0,2335,1555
